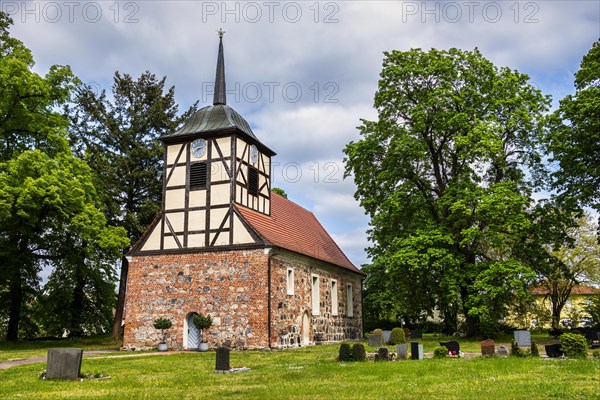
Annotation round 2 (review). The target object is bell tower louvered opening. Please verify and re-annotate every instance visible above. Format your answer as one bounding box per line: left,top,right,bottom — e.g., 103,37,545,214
190,162,207,189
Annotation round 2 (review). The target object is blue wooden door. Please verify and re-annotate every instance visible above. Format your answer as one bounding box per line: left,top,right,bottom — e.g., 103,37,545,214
187,314,200,349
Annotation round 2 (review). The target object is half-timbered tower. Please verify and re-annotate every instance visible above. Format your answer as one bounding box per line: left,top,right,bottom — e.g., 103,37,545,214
123,33,365,350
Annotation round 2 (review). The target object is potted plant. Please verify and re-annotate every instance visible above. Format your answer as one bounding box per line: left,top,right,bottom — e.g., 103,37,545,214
153,317,172,351
192,313,213,351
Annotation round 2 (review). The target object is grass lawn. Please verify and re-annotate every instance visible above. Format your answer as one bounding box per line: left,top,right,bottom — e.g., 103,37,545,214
1,342,598,399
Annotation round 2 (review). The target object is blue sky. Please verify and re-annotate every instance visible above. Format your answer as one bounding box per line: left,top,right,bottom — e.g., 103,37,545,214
6,0,599,268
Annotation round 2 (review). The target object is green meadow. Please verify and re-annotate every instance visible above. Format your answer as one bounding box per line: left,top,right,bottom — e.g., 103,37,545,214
1,337,599,399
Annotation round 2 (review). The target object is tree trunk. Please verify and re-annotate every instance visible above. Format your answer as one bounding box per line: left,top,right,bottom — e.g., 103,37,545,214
6,267,22,341
112,255,128,340
70,258,85,337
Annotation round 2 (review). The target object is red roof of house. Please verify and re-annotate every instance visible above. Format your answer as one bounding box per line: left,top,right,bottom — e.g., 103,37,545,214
530,285,599,295
236,193,365,275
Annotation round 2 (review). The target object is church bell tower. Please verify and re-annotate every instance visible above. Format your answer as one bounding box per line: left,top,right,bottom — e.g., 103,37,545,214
133,30,276,252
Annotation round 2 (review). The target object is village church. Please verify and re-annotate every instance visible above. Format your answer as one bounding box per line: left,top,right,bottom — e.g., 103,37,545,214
123,32,365,350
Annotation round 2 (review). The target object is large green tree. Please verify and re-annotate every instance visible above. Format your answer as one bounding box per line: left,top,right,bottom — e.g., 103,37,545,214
0,12,129,340
67,73,196,339
547,40,600,218
345,48,550,335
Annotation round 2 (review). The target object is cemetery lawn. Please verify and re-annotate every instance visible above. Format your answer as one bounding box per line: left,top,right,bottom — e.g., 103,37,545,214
0,335,120,362
1,343,599,399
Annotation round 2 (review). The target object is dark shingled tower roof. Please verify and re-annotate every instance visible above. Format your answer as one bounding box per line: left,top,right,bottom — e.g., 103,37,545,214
159,30,275,156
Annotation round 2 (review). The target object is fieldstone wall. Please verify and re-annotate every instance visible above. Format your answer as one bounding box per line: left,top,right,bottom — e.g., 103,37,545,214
270,253,363,349
123,249,270,350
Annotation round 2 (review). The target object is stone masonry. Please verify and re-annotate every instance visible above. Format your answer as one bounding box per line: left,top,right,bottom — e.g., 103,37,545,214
123,248,362,350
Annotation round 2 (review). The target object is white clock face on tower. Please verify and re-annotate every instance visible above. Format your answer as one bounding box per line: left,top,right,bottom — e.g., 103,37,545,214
250,145,258,164
191,139,207,158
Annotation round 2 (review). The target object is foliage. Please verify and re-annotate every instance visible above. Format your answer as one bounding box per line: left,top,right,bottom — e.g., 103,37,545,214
338,342,352,362
511,341,528,357
153,318,172,344
192,313,212,343
344,47,549,336
534,213,600,329
584,295,600,325
66,70,197,339
433,346,448,358
351,343,366,361
271,187,288,199
0,11,128,341
153,318,172,330
546,40,600,219
592,350,600,359
530,339,539,357
560,333,588,358
372,329,383,337
389,327,407,345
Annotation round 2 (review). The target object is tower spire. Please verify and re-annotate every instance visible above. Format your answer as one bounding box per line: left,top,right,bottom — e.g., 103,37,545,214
213,29,226,105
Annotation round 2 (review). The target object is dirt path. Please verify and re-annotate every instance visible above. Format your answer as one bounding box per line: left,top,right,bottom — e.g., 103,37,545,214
0,350,190,370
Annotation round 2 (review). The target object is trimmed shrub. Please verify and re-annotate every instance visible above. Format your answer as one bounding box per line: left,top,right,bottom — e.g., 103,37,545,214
530,339,539,357
592,350,600,359
560,333,588,358
372,328,383,337
352,343,366,361
389,327,407,345
511,340,529,357
338,342,352,362
433,346,448,358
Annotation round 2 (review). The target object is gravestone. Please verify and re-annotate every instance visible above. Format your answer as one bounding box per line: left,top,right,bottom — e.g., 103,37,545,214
410,342,423,360
495,345,509,356
410,329,423,339
513,330,531,347
439,340,460,355
545,343,562,358
382,330,392,344
481,339,495,356
215,347,230,371
396,344,408,360
375,347,389,361
46,348,83,380
369,334,383,347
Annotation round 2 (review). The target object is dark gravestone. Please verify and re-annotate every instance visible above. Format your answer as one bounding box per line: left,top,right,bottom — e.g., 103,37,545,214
46,348,83,380
481,339,495,356
410,329,422,339
375,347,389,361
215,347,230,371
410,342,423,360
369,334,383,347
439,340,460,355
545,343,563,358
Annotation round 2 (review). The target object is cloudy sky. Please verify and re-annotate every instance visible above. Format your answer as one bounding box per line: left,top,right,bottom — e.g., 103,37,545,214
5,0,598,268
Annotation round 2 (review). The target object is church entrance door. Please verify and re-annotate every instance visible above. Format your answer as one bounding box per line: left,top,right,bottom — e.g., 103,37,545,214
186,313,200,349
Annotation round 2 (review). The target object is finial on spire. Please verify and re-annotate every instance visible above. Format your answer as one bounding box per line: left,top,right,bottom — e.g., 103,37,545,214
213,29,226,105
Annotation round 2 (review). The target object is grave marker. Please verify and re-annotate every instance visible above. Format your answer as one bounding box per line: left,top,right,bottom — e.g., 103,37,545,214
215,347,230,371
513,330,531,347
369,334,383,347
481,339,495,356
46,348,83,380
410,342,423,360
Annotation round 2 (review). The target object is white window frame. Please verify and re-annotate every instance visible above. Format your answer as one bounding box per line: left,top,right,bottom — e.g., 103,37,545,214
311,274,320,316
286,268,294,296
331,280,338,316
347,283,354,317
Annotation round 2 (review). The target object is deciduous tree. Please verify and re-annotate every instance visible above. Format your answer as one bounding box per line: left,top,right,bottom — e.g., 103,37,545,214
344,48,550,335
67,73,196,339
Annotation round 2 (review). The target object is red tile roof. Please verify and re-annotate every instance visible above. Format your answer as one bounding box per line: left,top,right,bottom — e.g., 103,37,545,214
236,193,365,275
530,285,599,295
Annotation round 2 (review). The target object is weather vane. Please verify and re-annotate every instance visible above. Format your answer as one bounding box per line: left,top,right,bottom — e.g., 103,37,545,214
216,28,226,39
